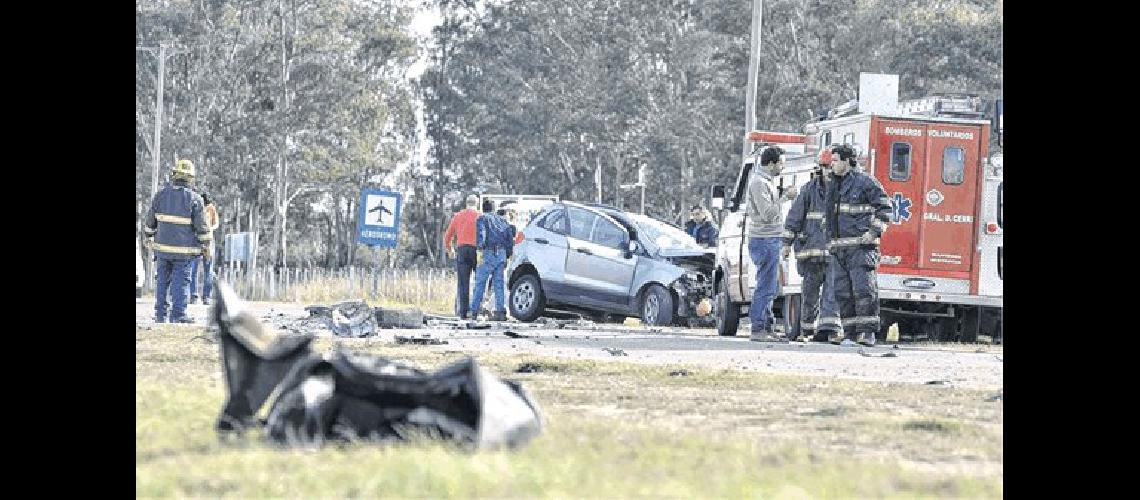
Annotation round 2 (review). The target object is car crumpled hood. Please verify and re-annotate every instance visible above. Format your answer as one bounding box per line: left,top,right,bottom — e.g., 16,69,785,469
654,248,715,271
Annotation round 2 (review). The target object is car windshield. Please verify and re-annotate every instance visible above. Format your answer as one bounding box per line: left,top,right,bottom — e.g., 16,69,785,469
625,213,705,251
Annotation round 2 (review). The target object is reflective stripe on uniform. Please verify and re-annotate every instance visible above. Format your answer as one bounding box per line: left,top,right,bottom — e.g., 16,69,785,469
817,317,842,328
838,203,875,214
829,237,879,248
156,213,193,225
841,316,880,325
806,212,824,219
796,249,828,259
143,227,156,236
152,242,202,255
197,233,213,242
782,230,796,239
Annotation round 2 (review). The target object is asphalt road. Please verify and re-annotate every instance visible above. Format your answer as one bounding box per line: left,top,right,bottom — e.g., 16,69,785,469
136,298,1004,390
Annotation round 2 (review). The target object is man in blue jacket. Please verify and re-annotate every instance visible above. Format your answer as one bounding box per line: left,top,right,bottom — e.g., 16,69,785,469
684,205,719,247
143,159,212,323
469,199,516,321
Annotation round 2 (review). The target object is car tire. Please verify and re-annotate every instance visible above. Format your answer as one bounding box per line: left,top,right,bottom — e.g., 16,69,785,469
509,274,546,322
716,277,740,337
640,284,674,326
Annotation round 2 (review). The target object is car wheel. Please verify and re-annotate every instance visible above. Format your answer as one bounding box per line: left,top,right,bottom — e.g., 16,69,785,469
716,277,740,337
509,274,545,322
640,284,674,326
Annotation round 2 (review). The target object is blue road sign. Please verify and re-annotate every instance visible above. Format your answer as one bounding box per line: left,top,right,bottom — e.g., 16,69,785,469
357,188,403,248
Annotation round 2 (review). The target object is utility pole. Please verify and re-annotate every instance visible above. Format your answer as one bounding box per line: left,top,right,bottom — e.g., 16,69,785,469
595,157,602,204
137,43,174,199
638,161,646,215
137,43,189,292
137,44,168,293
743,0,763,159
620,156,647,215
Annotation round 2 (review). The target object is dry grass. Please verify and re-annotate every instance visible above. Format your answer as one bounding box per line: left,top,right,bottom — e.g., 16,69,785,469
285,275,455,315
136,324,1003,498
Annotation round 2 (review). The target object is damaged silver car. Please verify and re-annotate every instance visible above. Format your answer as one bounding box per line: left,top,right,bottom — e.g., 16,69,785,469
506,202,715,326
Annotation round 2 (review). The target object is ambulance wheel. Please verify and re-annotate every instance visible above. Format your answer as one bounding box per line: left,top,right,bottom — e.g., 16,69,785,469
716,278,740,337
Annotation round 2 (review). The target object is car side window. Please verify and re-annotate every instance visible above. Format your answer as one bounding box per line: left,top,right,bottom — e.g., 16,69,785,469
591,217,626,249
567,208,594,240
530,210,549,228
540,208,568,235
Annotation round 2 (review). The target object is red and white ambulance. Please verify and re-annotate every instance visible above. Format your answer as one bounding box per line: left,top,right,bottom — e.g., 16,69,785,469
712,75,1003,342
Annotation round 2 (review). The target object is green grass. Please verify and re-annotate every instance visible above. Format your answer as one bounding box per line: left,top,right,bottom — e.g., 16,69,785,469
136,324,1003,498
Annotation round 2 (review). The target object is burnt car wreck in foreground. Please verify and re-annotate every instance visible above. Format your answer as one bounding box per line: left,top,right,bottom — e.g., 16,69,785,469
211,282,544,449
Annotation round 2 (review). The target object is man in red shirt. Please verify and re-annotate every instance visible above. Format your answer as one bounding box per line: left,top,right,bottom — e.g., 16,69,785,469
444,195,481,319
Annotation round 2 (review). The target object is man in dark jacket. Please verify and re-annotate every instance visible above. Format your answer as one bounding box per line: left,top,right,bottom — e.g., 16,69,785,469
143,159,211,323
684,205,719,247
823,145,893,346
782,151,841,342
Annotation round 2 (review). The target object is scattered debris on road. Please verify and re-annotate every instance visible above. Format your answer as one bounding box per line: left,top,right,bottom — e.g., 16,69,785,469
375,307,424,329
858,349,898,358
395,336,448,345
603,347,628,357
303,301,377,337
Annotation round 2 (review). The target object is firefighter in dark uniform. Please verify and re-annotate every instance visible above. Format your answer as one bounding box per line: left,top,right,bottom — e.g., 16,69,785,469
144,159,212,323
782,149,842,342
823,145,892,346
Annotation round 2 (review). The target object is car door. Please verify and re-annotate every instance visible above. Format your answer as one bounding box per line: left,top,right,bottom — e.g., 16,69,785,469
564,207,636,307
524,206,571,299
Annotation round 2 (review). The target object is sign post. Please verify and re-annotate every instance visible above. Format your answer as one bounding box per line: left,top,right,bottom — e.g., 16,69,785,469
357,188,403,248
359,188,402,300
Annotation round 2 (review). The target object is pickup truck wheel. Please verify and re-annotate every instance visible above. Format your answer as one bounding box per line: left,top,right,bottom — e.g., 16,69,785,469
715,278,740,337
